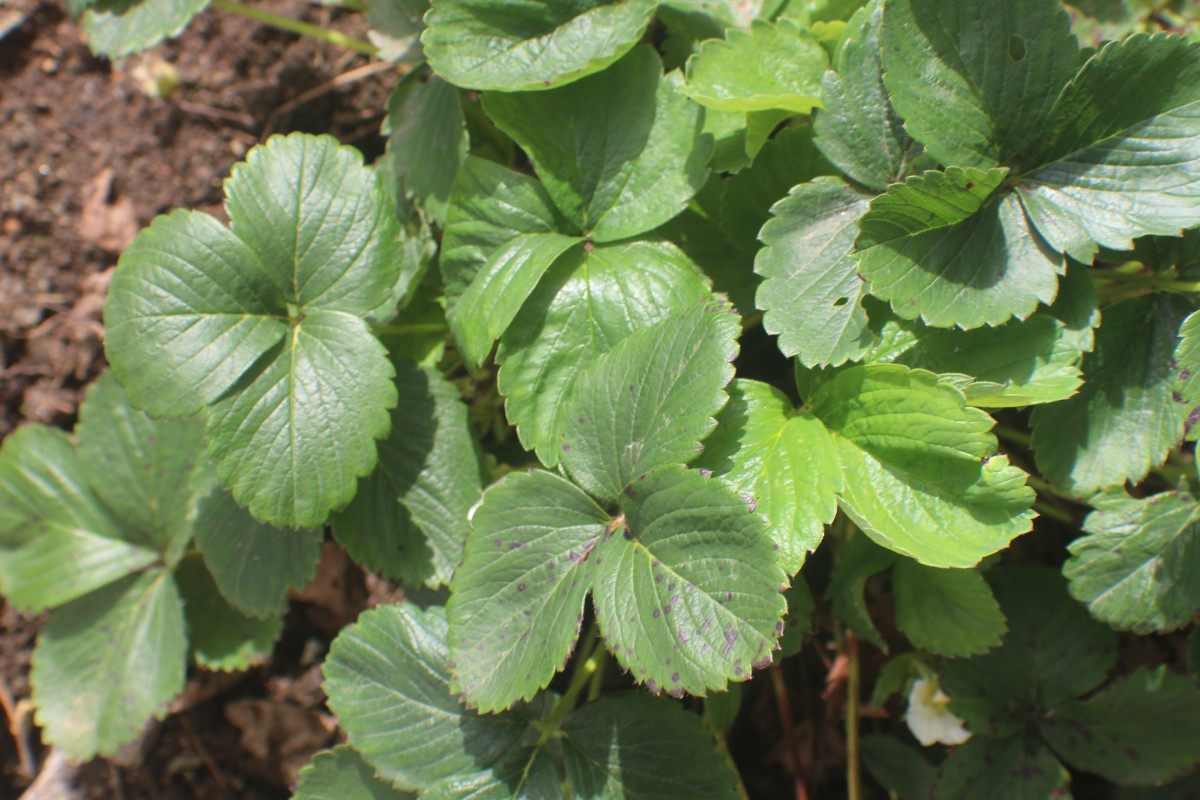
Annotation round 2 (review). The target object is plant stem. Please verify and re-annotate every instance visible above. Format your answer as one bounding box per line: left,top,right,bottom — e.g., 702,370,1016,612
538,623,601,742
1091,270,1200,295
846,632,862,800
370,321,448,336
210,0,378,55
770,663,809,800
992,423,1032,448
713,728,752,800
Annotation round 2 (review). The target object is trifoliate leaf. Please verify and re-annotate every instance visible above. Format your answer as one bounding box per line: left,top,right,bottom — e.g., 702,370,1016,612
814,0,919,191
933,737,1070,800
80,0,209,57
827,533,895,651
332,363,485,588
559,302,740,504
31,569,186,759
1065,491,1200,634
856,167,1064,329
892,560,1006,657
0,426,156,612
325,603,534,790
1040,667,1200,786
1019,34,1200,262
193,489,321,618
448,470,607,713
696,379,842,574
754,176,874,367
366,0,427,63
861,736,937,800
105,134,406,529
561,693,741,799
76,371,210,560
482,47,710,242
381,69,466,224
880,0,1078,169
176,556,281,671
439,156,565,305
811,366,1035,568
682,18,827,113
422,0,657,91
497,241,712,465
295,746,415,800
942,567,1117,738
1032,294,1192,495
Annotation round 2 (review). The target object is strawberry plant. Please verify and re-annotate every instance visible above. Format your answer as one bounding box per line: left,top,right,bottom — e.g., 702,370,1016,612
6,0,1200,797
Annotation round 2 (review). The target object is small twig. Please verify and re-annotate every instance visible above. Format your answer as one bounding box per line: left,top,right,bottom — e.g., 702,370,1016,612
845,632,862,800
0,673,35,780
108,763,126,800
770,663,809,800
175,101,258,132
262,61,395,140
179,713,230,792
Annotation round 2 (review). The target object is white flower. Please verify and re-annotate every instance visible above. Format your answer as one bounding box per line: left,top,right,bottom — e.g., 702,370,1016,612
905,678,972,746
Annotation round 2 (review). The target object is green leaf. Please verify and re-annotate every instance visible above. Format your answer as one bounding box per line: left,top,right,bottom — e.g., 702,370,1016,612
696,379,842,574
942,567,1117,738
1032,294,1192,495
1065,491,1200,634
754,177,875,368
855,167,1064,329
422,748,562,800
422,0,657,91
333,363,484,588
703,684,743,733
439,157,565,306
1041,667,1200,785
482,47,711,242
324,603,534,790
559,302,740,503
1116,772,1200,800
381,70,466,224
176,556,281,672
933,737,1070,800
80,0,210,57
591,466,788,697
31,570,186,759
1019,34,1200,262
682,18,827,113
861,735,937,800
827,533,895,651
448,470,607,712
76,371,210,558
104,134,406,528
892,560,1006,657
1175,309,1200,427
811,365,1035,568
880,0,1078,169
815,0,919,191
295,746,415,800
497,241,712,464
366,0,427,63
778,578,815,658
0,426,156,612
561,693,741,799
193,489,321,618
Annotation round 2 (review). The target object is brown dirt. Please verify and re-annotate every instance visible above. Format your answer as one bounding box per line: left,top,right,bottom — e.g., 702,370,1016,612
0,1,398,796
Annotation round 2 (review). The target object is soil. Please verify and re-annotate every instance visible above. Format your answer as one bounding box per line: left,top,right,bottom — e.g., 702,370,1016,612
0,1,397,796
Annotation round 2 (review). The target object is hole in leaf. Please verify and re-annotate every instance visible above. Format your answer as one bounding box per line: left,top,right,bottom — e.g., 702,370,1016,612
1008,34,1026,62
832,297,849,307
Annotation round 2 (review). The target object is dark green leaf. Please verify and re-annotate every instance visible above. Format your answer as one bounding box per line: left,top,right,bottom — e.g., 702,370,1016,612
381,70,466,224
827,533,895,651
861,735,937,800
176,556,281,671
366,0,427,63
933,736,1070,800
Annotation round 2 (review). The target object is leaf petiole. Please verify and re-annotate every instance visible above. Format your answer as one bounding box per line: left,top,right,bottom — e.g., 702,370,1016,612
210,0,378,55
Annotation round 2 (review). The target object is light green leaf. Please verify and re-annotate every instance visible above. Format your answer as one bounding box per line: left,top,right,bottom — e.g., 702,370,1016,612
696,379,842,574
193,488,321,618
80,0,209,57
332,363,482,588
176,556,281,672
827,533,895,651
482,47,711,242
880,0,1079,169
295,746,415,800
497,241,712,465
561,693,742,799
31,570,186,759
448,470,607,713
1065,491,1200,634
592,466,787,697
559,302,740,504
0,426,156,612
933,737,1070,800
76,371,210,558
815,0,919,191
381,70,466,223
856,167,1064,329
682,18,827,113
1019,34,1200,262
1032,294,1192,495
366,0,427,63
325,603,534,790
422,0,657,91
892,560,1006,657
811,365,1035,567
1041,667,1200,786
755,177,874,368
449,233,581,367
439,157,565,305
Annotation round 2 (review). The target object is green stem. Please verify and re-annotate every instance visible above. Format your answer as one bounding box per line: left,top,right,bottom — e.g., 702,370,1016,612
586,645,608,702
370,321,448,336
1092,270,1200,295
992,424,1032,449
846,632,862,800
211,0,378,55
538,624,601,743
712,729,752,800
